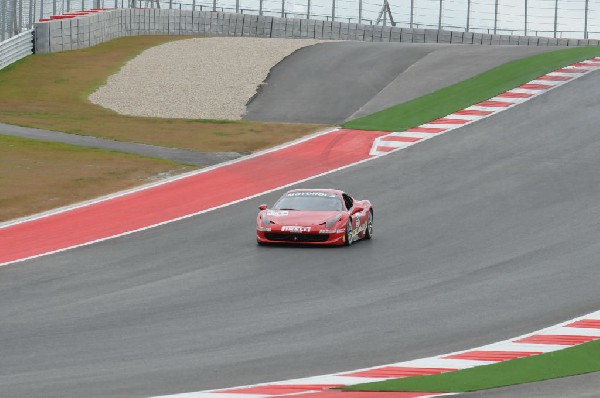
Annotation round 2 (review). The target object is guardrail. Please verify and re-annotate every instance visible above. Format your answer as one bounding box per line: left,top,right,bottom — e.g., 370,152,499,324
33,9,600,54
0,29,34,70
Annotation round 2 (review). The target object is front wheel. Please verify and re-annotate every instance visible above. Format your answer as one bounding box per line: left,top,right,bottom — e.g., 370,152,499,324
344,221,353,246
365,210,373,239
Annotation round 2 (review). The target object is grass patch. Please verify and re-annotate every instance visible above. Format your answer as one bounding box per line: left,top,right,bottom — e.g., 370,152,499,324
0,135,195,222
0,36,324,153
345,340,600,393
343,47,600,132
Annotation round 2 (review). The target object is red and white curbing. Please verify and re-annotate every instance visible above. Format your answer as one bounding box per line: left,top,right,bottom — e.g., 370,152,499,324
370,57,600,156
153,310,600,398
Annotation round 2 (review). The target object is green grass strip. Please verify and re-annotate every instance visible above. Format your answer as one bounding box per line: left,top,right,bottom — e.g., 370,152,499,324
344,339,600,392
343,47,600,132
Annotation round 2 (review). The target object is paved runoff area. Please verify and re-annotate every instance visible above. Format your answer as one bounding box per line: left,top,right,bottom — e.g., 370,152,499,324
89,38,560,124
89,37,325,120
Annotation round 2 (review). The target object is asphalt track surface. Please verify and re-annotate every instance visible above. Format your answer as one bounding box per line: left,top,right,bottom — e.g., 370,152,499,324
1,64,599,397
243,42,560,124
0,122,243,166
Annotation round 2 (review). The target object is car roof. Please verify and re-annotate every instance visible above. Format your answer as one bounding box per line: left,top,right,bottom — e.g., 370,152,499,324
286,188,344,195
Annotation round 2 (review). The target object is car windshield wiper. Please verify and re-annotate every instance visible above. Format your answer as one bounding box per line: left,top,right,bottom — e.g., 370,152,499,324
278,208,297,211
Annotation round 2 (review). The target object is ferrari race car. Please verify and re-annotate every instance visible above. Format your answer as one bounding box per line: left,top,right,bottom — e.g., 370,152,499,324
256,189,373,246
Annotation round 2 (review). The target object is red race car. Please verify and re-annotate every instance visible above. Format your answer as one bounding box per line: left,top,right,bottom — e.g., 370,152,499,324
256,189,373,246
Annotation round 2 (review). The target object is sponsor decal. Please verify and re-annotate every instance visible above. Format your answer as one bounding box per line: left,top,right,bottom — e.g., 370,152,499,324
267,210,288,216
319,229,337,234
319,228,346,234
355,222,368,235
281,226,311,233
286,192,338,198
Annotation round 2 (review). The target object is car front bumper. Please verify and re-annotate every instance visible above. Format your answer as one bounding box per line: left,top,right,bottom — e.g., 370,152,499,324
256,228,346,245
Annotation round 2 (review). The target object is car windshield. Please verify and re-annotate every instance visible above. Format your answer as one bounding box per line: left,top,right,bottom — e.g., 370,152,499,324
273,192,343,211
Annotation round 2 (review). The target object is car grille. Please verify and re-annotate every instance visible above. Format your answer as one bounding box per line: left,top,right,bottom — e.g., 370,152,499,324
264,233,329,243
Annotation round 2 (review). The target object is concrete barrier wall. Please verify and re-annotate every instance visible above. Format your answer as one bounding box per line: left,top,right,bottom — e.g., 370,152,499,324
34,9,600,54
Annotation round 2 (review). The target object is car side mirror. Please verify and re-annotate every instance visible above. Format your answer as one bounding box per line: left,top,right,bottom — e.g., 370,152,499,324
351,206,364,215
259,204,268,210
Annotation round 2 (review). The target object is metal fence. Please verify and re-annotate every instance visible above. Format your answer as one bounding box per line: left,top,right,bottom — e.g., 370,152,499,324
0,28,32,68
2,0,600,42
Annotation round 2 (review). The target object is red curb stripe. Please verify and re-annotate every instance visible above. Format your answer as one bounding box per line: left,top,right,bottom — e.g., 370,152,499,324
518,83,553,90
380,136,422,143
453,109,494,116
556,68,588,73
340,129,391,135
566,319,600,329
289,392,437,398
572,62,595,67
343,366,457,378
515,334,600,346
429,118,470,125
443,351,541,361
375,146,398,153
497,92,534,98
536,75,572,81
0,129,389,265
475,100,513,108
406,127,446,134
217,384,342,394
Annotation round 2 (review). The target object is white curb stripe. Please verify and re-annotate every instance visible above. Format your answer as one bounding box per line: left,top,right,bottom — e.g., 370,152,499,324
0,127,340,230
152,311,600,397
370,59,600,156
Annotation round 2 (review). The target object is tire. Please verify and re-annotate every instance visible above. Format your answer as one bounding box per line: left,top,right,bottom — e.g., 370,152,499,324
365,210,373,240
344,220,353,246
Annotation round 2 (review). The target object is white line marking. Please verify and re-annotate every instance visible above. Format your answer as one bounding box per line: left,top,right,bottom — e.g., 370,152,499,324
371,60,600,156
0,153,375,268
0,127,340,230
152,310,600,397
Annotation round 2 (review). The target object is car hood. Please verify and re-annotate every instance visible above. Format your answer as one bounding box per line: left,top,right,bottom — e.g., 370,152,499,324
264,210,342,226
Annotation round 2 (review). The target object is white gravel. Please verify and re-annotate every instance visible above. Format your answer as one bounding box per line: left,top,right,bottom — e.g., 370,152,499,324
89,37,325,120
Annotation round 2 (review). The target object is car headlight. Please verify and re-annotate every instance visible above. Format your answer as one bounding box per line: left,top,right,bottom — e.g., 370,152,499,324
325,214,342,228
262,213,271,227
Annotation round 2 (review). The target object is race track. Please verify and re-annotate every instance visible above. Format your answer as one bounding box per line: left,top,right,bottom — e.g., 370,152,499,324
243,42,559,124
1,63,599,397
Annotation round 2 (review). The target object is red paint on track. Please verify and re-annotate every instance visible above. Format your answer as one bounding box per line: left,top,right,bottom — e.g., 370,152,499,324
218,384,341,395
566,319,600,329
536,75,572,81
406,127,446,134
556,68,589,73
297,392,436,398
497,92,534,98
343,366,457,378
518,83,553,90
454,109,493,116
515,334,600,346
443,351,541,362
375,146,397,153
0,129,388,265
429,118,470,125
572,62,596,67
380,136,422,143
476,100,513,108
